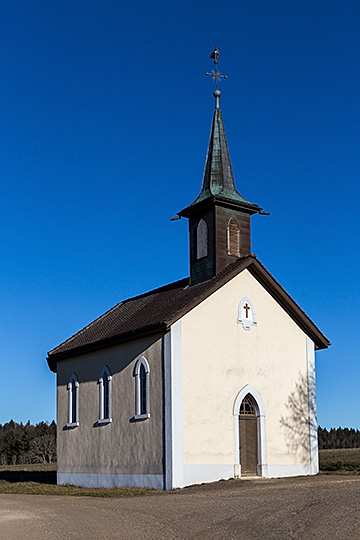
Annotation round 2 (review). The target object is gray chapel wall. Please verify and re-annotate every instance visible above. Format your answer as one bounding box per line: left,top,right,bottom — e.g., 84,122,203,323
56,333,164,476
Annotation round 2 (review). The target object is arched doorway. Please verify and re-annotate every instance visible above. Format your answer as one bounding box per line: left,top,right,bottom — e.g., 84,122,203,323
233,385,267,477
239,394,258,475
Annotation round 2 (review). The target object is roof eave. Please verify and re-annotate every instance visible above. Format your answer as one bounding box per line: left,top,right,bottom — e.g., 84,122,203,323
179,196,261,219
164,256,256,327
47,255,330,372
247,261,330,350
165,256,330,351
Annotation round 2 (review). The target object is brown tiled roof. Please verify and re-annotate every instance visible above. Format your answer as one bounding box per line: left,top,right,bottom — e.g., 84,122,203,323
47,255,330,371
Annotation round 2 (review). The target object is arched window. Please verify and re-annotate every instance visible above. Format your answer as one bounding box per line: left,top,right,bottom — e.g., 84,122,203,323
227,217,240,257
239,394,256,416
98,366,112,423
196,218,208,259
67,373,79,427
139,363,147,415
134,357,150,419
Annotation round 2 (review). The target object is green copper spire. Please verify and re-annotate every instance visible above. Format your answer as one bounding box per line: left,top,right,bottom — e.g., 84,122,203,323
191,89,252,206
179,47,260,218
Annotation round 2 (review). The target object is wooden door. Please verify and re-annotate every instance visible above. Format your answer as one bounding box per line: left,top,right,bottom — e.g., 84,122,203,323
239,395,258,475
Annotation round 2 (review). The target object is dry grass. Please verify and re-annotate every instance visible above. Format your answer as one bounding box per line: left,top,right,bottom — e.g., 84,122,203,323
0,463,161,497
319,448,360,474
1,451,359,497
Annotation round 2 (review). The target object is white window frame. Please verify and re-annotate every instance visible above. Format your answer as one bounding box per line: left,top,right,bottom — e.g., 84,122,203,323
98,366,112,424
67,373,79,428
133,356,150,420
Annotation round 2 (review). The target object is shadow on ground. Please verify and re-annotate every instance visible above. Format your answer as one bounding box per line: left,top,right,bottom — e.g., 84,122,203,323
0,469,56,484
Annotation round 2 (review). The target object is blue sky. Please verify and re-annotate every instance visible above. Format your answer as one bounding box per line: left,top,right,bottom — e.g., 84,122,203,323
0,1,359,429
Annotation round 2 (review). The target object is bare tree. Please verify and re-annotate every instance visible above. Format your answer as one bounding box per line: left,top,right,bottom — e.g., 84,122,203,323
29,434,56,464
18,452,31,465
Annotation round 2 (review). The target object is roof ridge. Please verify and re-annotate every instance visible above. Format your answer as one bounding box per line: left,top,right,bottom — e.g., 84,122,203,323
162,255,256,324
119,277,189,305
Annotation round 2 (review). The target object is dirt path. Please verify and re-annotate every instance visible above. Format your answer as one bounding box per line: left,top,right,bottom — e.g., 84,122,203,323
0,475,359,539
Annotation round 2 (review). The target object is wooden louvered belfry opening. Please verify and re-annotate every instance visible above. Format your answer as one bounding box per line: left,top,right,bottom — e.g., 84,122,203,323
227,218,240,257
239,394,258,475
196,218,208,259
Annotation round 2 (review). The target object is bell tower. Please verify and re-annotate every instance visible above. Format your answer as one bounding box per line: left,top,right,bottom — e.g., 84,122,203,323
178,47,262,285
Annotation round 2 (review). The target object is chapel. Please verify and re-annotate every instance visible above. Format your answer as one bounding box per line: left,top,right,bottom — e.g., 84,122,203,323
47,48,329,490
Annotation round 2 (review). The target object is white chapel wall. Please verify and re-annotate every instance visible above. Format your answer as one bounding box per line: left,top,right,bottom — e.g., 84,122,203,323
179,269,312,472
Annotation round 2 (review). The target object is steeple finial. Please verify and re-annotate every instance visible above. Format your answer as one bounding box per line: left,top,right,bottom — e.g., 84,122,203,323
206,46,227,108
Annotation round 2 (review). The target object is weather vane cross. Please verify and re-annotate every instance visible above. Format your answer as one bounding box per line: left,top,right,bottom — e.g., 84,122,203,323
206,46,227,90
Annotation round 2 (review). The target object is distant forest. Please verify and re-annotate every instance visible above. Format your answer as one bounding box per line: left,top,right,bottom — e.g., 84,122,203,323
0,420,56,465
0,421,359,465
318,427,360,449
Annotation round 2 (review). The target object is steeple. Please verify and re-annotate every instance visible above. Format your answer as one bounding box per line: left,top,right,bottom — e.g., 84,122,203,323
181,88,260,214
178,47,262,286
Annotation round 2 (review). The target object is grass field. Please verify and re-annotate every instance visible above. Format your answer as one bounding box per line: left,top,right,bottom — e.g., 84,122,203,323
0,463,160,497
319,448,360,474
0,450,359,497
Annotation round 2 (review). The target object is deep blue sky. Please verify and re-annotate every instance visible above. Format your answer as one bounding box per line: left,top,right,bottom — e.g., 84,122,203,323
0,1,359,429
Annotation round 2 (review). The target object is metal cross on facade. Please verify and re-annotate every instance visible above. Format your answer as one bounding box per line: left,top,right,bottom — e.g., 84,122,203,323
206,46,227,90
243,303,251,318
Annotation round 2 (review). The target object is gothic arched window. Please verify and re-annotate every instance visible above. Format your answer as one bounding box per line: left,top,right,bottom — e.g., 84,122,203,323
196,218,208,259
227,217,240,257
98,366,112,423
67,373,79,427
134,356,150,419
239,394,257,416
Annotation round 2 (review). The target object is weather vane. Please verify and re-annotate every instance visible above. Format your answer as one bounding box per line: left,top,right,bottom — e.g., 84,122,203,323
206,46,227,91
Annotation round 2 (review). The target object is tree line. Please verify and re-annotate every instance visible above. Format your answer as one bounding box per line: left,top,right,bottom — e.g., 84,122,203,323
0,421,359,464
0,420,56,465
318,426,360,449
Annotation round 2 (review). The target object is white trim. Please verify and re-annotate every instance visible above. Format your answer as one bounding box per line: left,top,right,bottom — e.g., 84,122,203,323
134,356,150,376
238,297,257,330
307,336,319,475
233,385,267,476
182,464,234,488
132,413,150,421
57,464,314,490
134,356,150,417
97,418,112,425
171,319,184,489
67,373,79,427
163,331,173,490
266,464,313,478
58,472,164,490
98,366,112,422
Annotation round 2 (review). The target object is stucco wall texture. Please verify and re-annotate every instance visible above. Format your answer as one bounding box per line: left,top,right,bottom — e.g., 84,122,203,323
180,269,312,468
57,334,164,476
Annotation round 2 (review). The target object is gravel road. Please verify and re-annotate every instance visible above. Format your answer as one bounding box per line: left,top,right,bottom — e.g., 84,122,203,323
0,475,359,539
